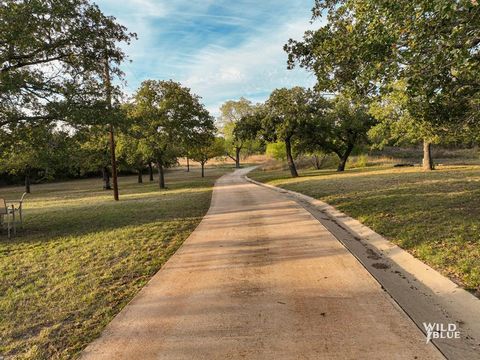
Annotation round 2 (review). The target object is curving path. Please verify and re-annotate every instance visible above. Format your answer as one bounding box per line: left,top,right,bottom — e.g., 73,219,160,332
82,168,443,359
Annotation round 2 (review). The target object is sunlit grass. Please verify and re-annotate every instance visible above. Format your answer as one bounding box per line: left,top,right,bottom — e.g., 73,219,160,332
0,166,230,359
250,165,480,292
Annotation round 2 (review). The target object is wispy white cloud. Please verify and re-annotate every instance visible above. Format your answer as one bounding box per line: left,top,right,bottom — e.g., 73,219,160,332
181,18,317,115
95,0,319,115
95,0,169,18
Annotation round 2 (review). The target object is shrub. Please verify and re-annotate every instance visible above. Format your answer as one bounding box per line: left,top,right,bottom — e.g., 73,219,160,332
266,142,286,161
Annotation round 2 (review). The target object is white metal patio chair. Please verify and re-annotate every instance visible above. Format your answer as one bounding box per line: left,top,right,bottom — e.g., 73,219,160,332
7,192,27,229
0,198,15,238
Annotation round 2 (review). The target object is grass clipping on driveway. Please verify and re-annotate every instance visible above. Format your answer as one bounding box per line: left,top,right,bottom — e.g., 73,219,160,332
250,165,480,294
0,167,229,359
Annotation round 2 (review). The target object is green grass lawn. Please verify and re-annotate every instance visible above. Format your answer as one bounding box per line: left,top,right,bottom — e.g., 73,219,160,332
250,165,480,294
0,166,230,359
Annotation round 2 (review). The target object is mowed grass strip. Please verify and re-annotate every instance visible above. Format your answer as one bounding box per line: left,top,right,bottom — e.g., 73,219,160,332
0,167,230,359
250,165,480,293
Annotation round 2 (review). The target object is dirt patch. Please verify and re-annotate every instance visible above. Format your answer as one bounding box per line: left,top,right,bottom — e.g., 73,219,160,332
372,262,391,270
366,248,382,260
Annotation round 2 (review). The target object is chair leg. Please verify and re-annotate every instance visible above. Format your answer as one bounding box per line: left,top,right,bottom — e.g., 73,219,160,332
19,208,23,229
12,209,16,236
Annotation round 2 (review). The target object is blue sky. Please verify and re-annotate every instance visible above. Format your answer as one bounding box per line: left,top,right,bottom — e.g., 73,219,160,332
95,0,318,115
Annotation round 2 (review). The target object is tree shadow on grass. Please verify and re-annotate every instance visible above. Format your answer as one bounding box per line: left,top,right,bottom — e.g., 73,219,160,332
0,187,214,248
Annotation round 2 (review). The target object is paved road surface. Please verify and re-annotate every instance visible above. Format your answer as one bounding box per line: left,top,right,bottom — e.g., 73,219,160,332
82,168,443,359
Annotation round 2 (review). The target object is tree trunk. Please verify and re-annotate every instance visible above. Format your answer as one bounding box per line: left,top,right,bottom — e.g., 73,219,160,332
285,138,298,177
337,144,354,172
109,124,119,201
313,155,320,170
422,139,434,170
148,162,154,181
312,154,325,170
201,162,205,178
102,166,111,190
25,169,31,194
235,147,241,169
157,161,165,189
186,157,190,172
104,52,119,201
137,169,143,183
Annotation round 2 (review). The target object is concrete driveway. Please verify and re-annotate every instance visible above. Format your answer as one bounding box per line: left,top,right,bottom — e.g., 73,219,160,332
82,168,443,359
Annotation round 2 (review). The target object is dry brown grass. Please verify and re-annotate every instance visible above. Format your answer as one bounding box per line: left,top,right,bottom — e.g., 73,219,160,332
0,167,232,359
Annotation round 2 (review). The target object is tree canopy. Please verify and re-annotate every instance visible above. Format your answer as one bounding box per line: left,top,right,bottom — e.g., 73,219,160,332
0,0,135,129
285,0,480,171
263,87,313,177
130,80,215,188
219,98,258,168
